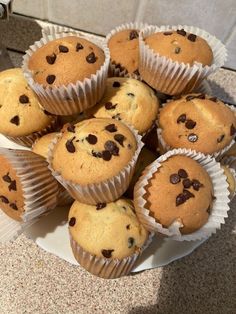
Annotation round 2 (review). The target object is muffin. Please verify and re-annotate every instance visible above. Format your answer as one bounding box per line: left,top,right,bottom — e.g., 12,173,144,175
221,165,236,199
32,132,73,206
108,28,140,75
23,33,110,115
0,68,57,147
69,198,149,278
87,77,159,134
134,149,230,240
145,30,213,66
139,25,226,95
0,148,58,242
158,94,236,156
48,118,143,204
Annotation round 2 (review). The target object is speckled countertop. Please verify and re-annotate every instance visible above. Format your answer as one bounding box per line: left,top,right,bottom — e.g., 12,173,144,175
0,16,236,314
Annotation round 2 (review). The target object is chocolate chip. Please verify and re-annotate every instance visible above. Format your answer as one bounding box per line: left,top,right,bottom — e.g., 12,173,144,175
127,93,135,97
178,169,188,178
183,189,194,199
101,249,114,258
183,178,192,189
19,94,29,104
112,113,121,120
76,43,84,51
133,69,140,75
65,137,76,153
0,195,9,203
102,150,112,161
86,52,97,63
230,124,236,136
170,174,180,184
96,203,106,210
185,119,196,129
104,141,119,156
113,81,120,88
176,193,186,206
67,124,75,133
209,97,217,102
206,206,211,214
127,143,132,149
46,75,56,84
187,34,197,42
2,173,11,183
177,29,186,36
129,30,139,40
69,217,76,226
105,124,117,133
128,237,135,248
192,179,203,191
86,134,97,145
114,134,125,146
186,95,196,101
10,115,20,126
8,180,16,191
105,102,117,110
92,150,102,158
188,133,198,142
10,203,18,210
217,134,225,143
59,45,69,53
164,31,173,35
175,47,181,54
177,114,186,123
46,53,56,64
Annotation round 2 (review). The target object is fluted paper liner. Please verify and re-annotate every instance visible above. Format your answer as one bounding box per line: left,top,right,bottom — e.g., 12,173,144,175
22,27,110,116
157,102,236,159
134,148,230,241
106,22,148,79
0,148,59,243
47,123,144,205
5,117,58,148
70,232,153,279
220,156,236,200
139,25,227,95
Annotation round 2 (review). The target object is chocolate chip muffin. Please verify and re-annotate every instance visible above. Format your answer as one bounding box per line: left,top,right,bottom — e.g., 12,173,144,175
87,77,159,134
145,29,213,66
221,165,236,199
0,148,58,223
32,132,58,159
50,118,137,185
69,198,148,260
159,94,236,155
0,68,56,146
108,29,140,74
138,155,214,234
28,36,105,87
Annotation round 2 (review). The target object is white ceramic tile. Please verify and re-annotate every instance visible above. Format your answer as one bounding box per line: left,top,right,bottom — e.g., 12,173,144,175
225,25,236,69
139,0,236,42
47,0,138,35
13,0,48,20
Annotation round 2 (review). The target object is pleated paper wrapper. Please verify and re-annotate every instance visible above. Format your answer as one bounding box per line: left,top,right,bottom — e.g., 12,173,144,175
47,123,144,205
157,102,236,160
133,148,230,241
139,25,227,95
70,232,153,279
220,156,236,200
0,149,59,243
22,27,110,116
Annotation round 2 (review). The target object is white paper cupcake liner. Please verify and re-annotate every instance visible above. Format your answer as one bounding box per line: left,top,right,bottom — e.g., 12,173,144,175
22,27,110,116
133,148,230,241
5,117,59,148
139,25,227,95
220,157,236,200
0,148,59,243
106,22,148,80
157,101,236,159
47,123,144,205
70,231,153,279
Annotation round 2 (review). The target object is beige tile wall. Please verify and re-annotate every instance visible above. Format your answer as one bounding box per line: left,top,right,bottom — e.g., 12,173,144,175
13,0,236,69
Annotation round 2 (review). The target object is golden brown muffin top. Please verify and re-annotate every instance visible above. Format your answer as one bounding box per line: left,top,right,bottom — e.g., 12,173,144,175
28,36,105,87
32,132,58,159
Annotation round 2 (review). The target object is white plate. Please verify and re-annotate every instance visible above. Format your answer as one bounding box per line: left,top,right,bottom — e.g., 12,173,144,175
0,134,207,272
